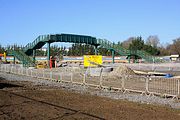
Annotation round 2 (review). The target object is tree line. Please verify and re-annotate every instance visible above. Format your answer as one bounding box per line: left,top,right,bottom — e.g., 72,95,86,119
0,35,180,56
119,35,180,56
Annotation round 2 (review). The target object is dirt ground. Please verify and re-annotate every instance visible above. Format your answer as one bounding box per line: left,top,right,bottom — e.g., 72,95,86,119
0,77,180,120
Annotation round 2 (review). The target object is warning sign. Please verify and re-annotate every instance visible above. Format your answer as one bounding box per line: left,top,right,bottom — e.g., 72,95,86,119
84,55,102,67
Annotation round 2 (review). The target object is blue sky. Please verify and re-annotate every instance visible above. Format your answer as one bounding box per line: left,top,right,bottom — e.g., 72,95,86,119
0,0,180,46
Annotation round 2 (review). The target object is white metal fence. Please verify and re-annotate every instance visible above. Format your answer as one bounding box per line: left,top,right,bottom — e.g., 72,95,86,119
0,64,179,99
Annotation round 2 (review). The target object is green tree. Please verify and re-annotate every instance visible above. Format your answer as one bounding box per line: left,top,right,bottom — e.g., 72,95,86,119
0,45,5,53
128,36,160,55
143,44,160,55
129,36,144,51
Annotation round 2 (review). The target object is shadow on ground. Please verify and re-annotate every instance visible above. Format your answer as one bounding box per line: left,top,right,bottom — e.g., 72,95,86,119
0,77,22,89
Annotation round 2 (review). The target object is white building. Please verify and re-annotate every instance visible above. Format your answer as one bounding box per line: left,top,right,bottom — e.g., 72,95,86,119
170,55,180,62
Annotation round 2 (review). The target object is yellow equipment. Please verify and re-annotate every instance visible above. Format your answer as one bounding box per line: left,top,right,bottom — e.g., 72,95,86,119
36,61,47,69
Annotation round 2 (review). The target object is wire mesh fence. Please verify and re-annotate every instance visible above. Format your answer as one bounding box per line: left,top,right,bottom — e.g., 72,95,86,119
123,75,147,93
148,77,179,96
0,64,179,99
101,76,123,90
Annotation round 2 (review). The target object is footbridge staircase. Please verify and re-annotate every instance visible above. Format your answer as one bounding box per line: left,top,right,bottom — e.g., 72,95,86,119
97,39,159,63
8,50,35,67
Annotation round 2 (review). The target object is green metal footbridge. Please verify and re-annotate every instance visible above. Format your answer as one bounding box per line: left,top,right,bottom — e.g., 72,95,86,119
9,33,159,67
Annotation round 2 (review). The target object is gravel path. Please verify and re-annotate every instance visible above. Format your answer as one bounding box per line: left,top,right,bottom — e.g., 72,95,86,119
0,72,180,109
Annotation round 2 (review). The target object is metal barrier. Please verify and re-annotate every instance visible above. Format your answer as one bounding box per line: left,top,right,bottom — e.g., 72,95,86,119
101,76,123,90
85,75,101,87
123,75,147,93
148,77,179,97
0,64,179,99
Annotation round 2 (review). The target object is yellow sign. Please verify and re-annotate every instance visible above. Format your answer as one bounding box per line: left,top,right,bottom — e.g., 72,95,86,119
84,55,102,67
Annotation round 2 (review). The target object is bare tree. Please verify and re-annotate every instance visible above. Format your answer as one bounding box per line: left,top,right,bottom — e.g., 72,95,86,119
158,44,170,56
146,35,160,48
121,37,135,49
169,38,180,55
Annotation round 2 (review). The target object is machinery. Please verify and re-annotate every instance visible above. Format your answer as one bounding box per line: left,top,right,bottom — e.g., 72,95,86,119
0,52,6,63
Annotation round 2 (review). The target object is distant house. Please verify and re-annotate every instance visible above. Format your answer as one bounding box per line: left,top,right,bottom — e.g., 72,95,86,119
170,55,180,62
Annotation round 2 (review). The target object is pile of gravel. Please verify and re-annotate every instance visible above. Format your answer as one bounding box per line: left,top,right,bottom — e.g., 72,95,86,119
109,65,136,77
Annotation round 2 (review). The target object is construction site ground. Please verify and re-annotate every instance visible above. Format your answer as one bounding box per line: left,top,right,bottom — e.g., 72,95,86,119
0,71,180,120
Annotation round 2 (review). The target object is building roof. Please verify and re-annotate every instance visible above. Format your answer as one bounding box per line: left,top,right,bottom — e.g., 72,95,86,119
170,54,179,58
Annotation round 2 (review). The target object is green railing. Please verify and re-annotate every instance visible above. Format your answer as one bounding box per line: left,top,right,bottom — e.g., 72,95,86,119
7,34,161,66
97,39,130,56
8,50,35,67
23,35,50,53
97,39,160,63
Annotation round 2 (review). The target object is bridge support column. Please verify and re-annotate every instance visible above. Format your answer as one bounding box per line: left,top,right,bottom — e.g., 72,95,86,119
128,56,131,63
111,50,115,64
47,42,51,68
94,45,98,55
13,56,15,64
33,49,36,64
135,56,138,63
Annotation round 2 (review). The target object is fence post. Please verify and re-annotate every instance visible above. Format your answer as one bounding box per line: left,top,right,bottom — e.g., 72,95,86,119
71,73,73,83
18,67,19,74
83,74,86,85
24,68,25,75
13,66,15,74
145,77,149,94
21,68,23,75
60,73,63,82
26,69,28,76
58,74,60,82
43,70,45,78
17,68,19,74
19,68,22,75
19,67,20,74
2,65,3,72
31,69,33,77
122,75,125,91
178,79,180,97
0,65,2,72
20,68,22,75
36,70,38,78
50,71,52,80
5,65,7,72
6,65,8,72
99,68,103,88
13,66,15,73
10,66,13,73
12,66,16,74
